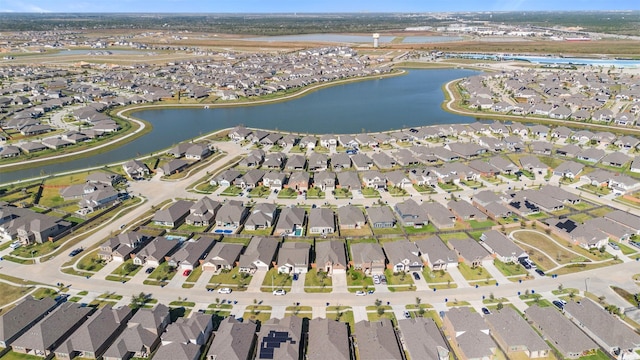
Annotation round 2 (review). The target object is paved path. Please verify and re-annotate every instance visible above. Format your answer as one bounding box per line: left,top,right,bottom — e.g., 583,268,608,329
332,272,348,293
291,273,306,294
446,266,470,288
483,262,511,285
247,271,267,292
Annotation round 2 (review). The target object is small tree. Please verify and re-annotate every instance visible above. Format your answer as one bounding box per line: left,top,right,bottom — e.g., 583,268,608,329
377,307,385,316
496,302,504,310
415,297,421,306
374,298,382,307
557,283,564,292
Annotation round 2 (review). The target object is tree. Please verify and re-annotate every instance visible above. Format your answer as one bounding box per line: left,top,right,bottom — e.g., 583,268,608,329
374,299,382,307
415,297,421,306
130,292,148,310
377,307,385,316
496,302,504,310
557,283,564,292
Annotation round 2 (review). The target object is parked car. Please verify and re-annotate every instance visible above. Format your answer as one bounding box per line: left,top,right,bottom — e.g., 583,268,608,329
535,269,545,276
608,242,620,250
182,269,192,277
380,274,387,284
355,290,367,296
9,241,21,249
273,289,286,296
553,300,565,310
217,287,232,294
145,267,155,274
404,311,411,319
68,248,83,257
292,273,299,281
481,307,491,315
373,274,380,284
412,272,420,280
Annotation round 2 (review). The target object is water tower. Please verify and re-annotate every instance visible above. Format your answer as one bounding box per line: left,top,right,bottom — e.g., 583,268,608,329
372,33,380,48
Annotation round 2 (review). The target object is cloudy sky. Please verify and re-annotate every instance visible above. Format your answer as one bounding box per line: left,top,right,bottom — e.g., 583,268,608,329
1,0,638,13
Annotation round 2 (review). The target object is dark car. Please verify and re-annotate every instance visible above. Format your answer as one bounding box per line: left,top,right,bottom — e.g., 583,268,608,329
145,267,155,274
412,272,420,280
293,273,299,281
552,300,565,309
535,269,545,276
68,248,83,257
481,307,491,315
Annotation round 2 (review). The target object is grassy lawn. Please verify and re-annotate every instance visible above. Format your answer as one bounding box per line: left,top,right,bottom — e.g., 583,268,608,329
553,259,622,275
439,232,471,242
145,262,177,283
346,269,374,292
110,259,142,280
412,184,436,194
304,269,332,293
306,187,325,199
372,226,403,235
75,249,106,272
422,268,456,287
404,224,437,234
277,188,298,199
175,223,208,233
248,186,271,198
388,187,408,197
493,259,528,276
0,351,49,360
515,243,556,271
458,263,493,282
461,180,484,188
438,182,462,192
579,350,615,360
11,241,58,259
511,230,582,265
339,227,372,237
579,184,611,196
333,188,353,199
260,268,292,292
243,306,272,323
194,182,219,194
613,241,637,255
208,267,252,290
219,185,243,197
367,308,396,322
184,265,203,283
383,269,415,286
568,213,592,224
361,188,381,198
468,219,496,229
326,307,355,327
0,283,33,307
241,227,274,236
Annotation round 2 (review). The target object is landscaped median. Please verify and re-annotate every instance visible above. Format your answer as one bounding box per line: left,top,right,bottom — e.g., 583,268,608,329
260,268,292,292
304,269,332,293
206,267,252,291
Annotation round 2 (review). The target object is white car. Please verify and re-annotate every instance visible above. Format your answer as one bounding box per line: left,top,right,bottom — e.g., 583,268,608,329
217,287,232,294
9,241,21,249
355,290,367,296
273,289,286,296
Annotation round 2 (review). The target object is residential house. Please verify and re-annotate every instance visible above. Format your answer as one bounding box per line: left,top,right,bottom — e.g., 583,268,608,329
553,161,584,179
12,303,93,358
415,236,458,271
383,239,423,272
319,134,338,148
314,240,348,275
262,171,287,191
314,171,336,192
480,230,527,263
525,305,598,359
166,237,216,271
549,218,609,249
366,206,396,229
371,152,396,169
604,210,640,235
256,317,303,360
485,307,550,359
584,217,633,242
449,237,492,268
354,319,403,360
394,199,429,227
55,305,133,360
556,144,581,158
330,152,351,170
103,305,171,360
159,159,189,176
152,343,200,360
205,316,257,360
576,148,605,163
0,296,58,348
277,242,310,274
238,237,279,274
152,200,193,228
0,204,71,245
447,200,487,222
185,197,221,227
160,312,213,346
122,160,150,180
285,154,307,170
184,143,211,160
233,169,265,189
350,242,386,275
308,208,336,235
563,299,640,358
239,149,265,168
472,190,512,220
397,318,450,360
299,136,317,150
287,171,309,192
422,202,456,229
308,152,328,172
307,319,350,360
210,169,241,187
385,170,412,189
519,155,547,175
601,152,631,167
361,170,387,190
98,232,149,262
446,142,486,159
274,206,306,236
132,236,180,267
336,171,362,191
244,203,277,231
201,242,244,272
487,157,519,175
442,307,497,360
215,201,248,229
262,152,286,169
337,205,367,230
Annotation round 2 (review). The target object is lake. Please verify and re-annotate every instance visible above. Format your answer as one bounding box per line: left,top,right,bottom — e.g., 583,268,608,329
1,69,478,183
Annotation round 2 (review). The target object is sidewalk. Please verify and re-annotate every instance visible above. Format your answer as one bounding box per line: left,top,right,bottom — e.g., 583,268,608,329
447,266,471,288
247,270,267,292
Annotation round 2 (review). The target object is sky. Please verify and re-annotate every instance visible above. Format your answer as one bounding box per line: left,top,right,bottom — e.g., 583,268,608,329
1,0,638,13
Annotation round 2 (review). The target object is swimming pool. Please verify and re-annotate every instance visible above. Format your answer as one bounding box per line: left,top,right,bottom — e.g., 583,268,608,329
214,229,234,234
165,235,187,241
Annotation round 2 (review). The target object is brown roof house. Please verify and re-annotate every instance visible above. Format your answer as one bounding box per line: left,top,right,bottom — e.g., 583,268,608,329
152,200,193,228
205,316,257,360
201,242,244,272
314,240,348,275
256,316,303,360
442,307,497,360
238,237,279,274
103,304,170,360
415,236,458,272
98,232,149,262
0,296,58,349
132,236,181,267
449,237,492,268
480,230,527,263
337,204,366,230
354,319,403,360
350,242,386,275
382,239,423,273
308,208,336,235
307,318,350,360
166,236,216,271
397,317,449,360
276,242,310,274
484,307,550,359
